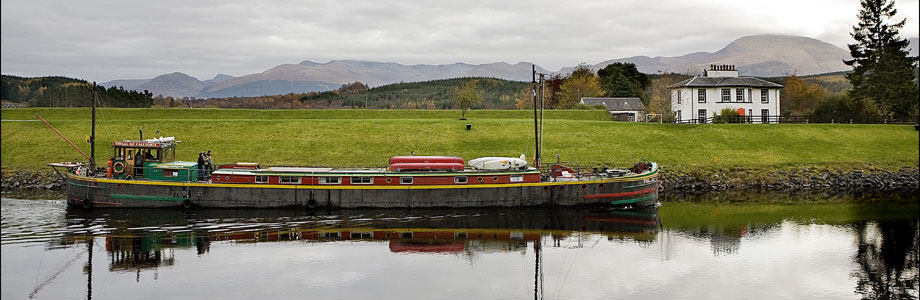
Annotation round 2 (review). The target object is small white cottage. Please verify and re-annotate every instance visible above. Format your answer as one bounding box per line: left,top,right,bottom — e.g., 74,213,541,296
668,65,782,123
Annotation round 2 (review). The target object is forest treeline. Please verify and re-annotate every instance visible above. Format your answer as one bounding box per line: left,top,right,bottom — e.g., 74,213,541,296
1,75,153,107
0,75,153,107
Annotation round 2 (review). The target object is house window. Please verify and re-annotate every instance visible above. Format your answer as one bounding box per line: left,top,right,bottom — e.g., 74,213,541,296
454,176,468,184
676,91,682,104
736,88,743,102
721,89,730,102
319,177,341,184
761,109,769,124
761,89,769,103
280,176,301,184
677,110,682,122
400,177,413,184
698,109,707,123
697,89,706,103
351,176,373,184
255,175,268,183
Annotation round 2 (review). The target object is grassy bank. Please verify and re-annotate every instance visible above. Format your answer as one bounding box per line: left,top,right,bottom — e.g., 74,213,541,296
2,108,917,171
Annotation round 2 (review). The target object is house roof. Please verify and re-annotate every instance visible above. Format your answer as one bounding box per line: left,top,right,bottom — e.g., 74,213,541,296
580,97,646,111
668,76,783,88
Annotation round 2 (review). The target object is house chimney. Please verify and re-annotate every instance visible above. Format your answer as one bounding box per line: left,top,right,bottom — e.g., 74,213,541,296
706,64,738,78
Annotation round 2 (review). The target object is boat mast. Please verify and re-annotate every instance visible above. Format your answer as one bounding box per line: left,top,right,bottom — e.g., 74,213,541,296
90,82,97,170
532,65,540,168
538,72,545,168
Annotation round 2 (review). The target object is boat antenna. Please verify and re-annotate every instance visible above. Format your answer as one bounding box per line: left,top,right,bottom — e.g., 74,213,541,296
532,65,540,168
90,82,97,171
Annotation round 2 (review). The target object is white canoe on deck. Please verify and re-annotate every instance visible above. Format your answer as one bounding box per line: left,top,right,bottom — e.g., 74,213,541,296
468,156,528,170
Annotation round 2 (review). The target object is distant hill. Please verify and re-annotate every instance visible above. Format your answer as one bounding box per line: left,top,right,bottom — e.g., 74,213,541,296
101,73,239,99
98,35,916,98
188,77,530,110
198,79,338,98
909,37,919,57
570,35,854,77
207,60,548,91
134,72,205,98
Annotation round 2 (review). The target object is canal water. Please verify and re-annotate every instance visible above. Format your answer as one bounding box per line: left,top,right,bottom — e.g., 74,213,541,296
2,192,917,300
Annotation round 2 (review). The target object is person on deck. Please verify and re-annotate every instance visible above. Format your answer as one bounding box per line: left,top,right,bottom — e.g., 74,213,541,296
135,150,145,177
197,152,206,181
205,151,213,180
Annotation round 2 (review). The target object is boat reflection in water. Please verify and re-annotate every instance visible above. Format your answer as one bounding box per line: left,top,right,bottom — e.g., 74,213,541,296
60,206,659,299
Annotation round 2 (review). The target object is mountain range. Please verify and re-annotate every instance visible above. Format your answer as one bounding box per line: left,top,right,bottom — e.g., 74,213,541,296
101,35,919,98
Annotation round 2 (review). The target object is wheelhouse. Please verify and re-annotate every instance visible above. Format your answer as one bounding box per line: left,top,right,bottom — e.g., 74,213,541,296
109,137,198,181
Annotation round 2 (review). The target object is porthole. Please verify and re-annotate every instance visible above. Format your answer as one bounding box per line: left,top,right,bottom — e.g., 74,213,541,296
225,176,229,180
477,176,483,182
492,176,498,182
386,177,392,183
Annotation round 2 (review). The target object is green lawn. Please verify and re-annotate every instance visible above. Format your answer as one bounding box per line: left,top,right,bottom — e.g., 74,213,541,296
2,108,917,170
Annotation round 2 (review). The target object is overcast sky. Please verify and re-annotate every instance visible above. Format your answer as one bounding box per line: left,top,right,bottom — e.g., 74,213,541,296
2,0,918,82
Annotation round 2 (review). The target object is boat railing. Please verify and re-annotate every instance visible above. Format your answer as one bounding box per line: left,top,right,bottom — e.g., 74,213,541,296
541,162,649,181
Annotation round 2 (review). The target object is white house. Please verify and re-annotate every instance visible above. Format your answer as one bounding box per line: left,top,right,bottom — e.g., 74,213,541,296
668,65,782,123
579,97,646,122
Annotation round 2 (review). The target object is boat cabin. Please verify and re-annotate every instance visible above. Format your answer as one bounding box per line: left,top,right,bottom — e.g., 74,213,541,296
109,137,198,181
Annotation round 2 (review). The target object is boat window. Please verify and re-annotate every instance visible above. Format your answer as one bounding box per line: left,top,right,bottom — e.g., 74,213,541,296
280,176,301,184
454,176,468,184
351,232,372,239
399,232,413,239
400,177,413,184
164,169,178,177
255,175,269,183
351,176,373,184
510,175,524,182
319,177,341,184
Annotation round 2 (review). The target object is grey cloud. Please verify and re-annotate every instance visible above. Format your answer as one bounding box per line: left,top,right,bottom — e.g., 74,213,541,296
2,0,917,82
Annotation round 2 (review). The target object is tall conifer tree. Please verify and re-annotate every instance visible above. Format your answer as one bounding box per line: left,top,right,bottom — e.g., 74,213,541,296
844,0,919,118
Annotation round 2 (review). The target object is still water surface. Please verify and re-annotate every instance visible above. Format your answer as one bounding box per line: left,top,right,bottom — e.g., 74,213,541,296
1,192,917,300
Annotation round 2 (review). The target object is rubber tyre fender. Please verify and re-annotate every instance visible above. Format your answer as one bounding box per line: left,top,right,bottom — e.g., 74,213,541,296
306,198,318,209
182,200,192,209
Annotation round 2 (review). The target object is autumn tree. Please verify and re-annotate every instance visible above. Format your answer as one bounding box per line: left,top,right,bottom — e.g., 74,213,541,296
558,64,603,108
543,74,565,108
845,0,919,118
645,74,686,122
781,75,829,115
514,88,533,109
453,79,483,119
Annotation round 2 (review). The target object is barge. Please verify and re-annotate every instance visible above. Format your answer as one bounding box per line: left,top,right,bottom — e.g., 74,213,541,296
45,71,659,209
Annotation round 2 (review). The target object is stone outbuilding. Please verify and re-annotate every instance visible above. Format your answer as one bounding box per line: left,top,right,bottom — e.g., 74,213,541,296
580,97,646,122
